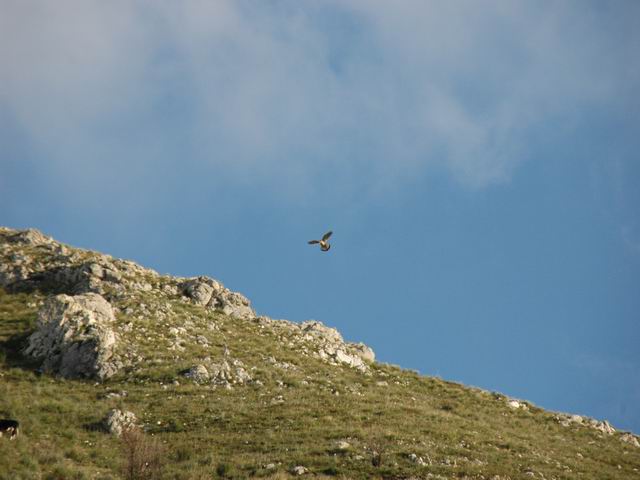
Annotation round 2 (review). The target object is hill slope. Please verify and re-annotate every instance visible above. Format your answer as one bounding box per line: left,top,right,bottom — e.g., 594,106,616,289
0,227,638,480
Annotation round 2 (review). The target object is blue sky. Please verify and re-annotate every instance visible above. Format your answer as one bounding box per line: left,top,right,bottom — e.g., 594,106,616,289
1,1,639,432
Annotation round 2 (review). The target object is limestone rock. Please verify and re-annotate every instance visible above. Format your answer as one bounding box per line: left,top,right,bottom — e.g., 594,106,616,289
334,440,351,451
350,342,375,363
103,409,137,436
24,293,120,380
180,276,220,305
184,364,210,384
555,414,616,435
184,359,253,387
209,359,252,386
300,320,344,343
179,276,254,319
299,320,375,372
507,399,529,410
408,453,427,466
6,228,53,246
620,433,640,448
290,466,308,475
590,419,615,435
0,228,129,296
218,291,254,319
45,261,122,294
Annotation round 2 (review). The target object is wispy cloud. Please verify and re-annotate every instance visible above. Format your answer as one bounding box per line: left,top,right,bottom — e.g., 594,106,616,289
589,156,640,256
1,1,638,206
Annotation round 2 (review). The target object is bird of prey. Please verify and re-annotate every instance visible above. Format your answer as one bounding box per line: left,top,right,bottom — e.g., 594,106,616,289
308,230,333,252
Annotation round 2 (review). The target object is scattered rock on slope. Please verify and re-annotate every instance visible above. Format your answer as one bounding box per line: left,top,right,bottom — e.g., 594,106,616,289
183,358,253,387
103,409,137,436
555,414,616,435
24,293,121,380
184,364,211,384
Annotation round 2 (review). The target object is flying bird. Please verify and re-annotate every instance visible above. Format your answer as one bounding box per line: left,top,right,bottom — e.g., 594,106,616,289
308,230,333,252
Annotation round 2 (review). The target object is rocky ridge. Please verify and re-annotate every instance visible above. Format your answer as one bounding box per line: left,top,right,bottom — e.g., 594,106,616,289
0,227,375,384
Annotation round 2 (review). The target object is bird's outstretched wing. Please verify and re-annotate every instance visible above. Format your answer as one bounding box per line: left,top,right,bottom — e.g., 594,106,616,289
321,231,333,241
308,240,320,245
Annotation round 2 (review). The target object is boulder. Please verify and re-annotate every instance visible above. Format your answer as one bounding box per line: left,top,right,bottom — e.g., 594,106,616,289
290,466,308,475
217,291,254,319
179,276,255,319
334,440,351,451
180,276,220,306
103,409,137,436
24,293,120,380
507,399,529,410
184,365,210,384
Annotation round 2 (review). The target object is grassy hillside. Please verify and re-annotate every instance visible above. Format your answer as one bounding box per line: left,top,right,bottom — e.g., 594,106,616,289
1,227,639,479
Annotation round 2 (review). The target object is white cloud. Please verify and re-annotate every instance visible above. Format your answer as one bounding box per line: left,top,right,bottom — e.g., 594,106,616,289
1,0,637,204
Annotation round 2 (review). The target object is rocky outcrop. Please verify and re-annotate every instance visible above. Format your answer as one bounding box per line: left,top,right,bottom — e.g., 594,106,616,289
30,261,124,295
179,276,254,319
299,320,375,372
252,316,376,373
1,228,255,322
24,293,121,380
621,433,640,448
0,228,123,295
4,227,53,246
554,413,640,448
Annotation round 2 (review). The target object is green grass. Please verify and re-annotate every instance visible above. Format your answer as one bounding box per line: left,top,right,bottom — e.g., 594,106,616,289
2,256,640,479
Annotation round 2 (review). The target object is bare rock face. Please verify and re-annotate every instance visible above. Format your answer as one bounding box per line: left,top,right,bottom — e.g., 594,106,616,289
179,276,254,319
0,228,124,296
24,293,120,380
42,261,123,295
103,409,137,436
